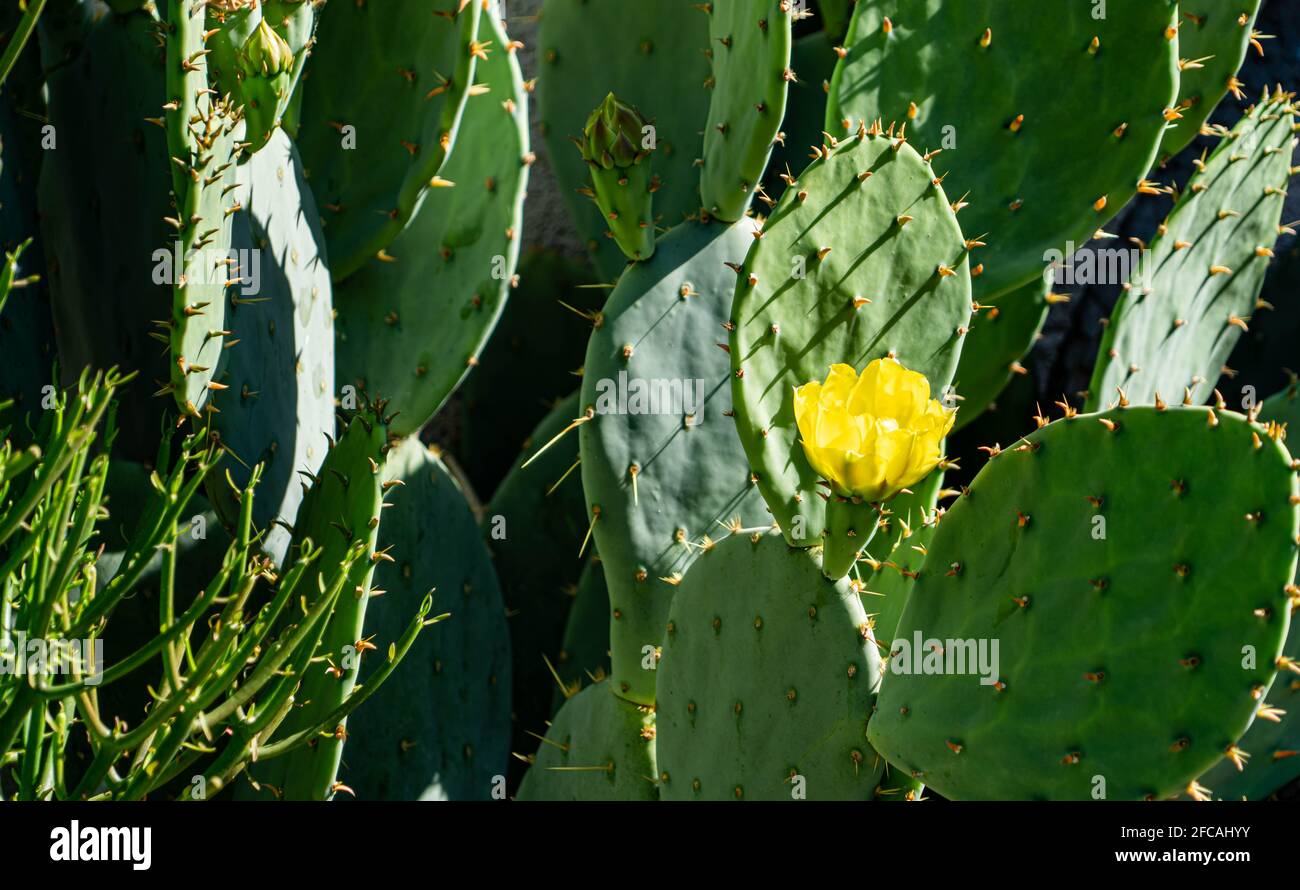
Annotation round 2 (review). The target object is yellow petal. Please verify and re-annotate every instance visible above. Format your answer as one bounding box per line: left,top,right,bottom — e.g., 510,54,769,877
794,358,953,501
793,381,822,444
873,357,930,424
820,364,859,410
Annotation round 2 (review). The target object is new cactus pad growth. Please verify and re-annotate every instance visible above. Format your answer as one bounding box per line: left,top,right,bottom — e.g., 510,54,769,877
869,405,1298,800
697,0,794,223
579,93,657,261
729,121,971,579
1088,87,1295,412
827,0,1181,300
580,217,769,706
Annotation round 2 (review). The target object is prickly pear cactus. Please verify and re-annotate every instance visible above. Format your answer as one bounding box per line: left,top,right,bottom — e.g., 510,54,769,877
697,0,793,222
515,680,658,801
264,397,390,801
210,128,334,566
868,405,1299,800
1190,383,1300,800
162,0,242,422
1088,89,1295,412
1194,614,1299,799
482,390,589,784
295,0,480,281
37,6,172,459
763,29,836,202
730,123,971,579
538,0,711,279
579,93,657,261
457,248,598,492
1160,2,1262,159
816,0,853,44
951,270,1051,430
207,0,316,155
338,439,511,801
580,217,769,706
333,17,529,438
553,553,611,711
827,0,1181,300
657,531,886,800
858,469,945,644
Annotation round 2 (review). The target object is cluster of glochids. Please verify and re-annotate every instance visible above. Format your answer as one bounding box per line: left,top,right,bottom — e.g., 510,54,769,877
0,0,1297,802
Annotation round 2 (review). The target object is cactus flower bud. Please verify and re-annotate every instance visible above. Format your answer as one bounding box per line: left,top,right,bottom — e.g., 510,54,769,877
581,93,650,170
240,19,296,79
577,93,657,262
793,358,955,501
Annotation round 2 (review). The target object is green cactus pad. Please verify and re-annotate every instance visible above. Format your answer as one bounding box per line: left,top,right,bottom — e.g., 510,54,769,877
207,0,316,155
211,128,334,566
266,397,390,801
1088,89,1294,412
515,681,658,801
538,0,711,280
952,270,1051,431
730,125,971,578
164,0,242,421
580,217,770,706
37,7,173,459
868,405,1299,800
816,0,853,44
457,248,598,492
482,390,589,783
1160,2,1261,159
763,29,837,202
858,469,944,644
333,24,529,438
1194,613,1299,800
827,0,1181,301
295,0,479,280
554,554,612,711
657,531,885,800
1190,384,1300,799
698,0,793,222
338,439,511,801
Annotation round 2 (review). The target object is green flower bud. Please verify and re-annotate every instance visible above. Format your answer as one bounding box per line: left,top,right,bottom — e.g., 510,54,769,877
580,93,650,170
239,18,295,79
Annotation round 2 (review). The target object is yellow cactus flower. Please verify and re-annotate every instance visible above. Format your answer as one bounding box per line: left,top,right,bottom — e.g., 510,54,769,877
793,358,955,501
